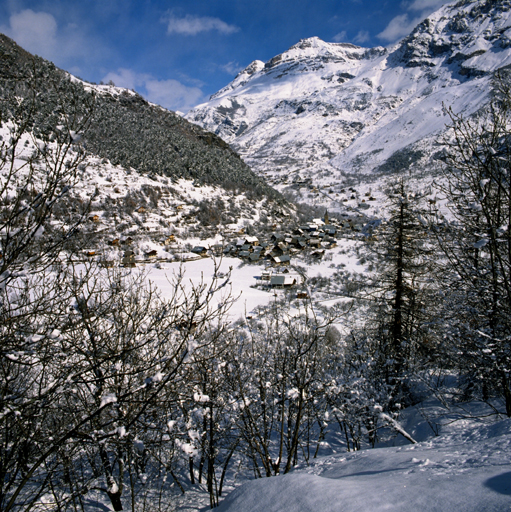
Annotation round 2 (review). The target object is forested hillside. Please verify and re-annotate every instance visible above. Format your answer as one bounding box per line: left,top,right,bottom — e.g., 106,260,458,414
0,33,279,200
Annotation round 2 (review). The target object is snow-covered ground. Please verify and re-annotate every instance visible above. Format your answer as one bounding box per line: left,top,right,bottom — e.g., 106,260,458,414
215,405,511,512
134,238,366,323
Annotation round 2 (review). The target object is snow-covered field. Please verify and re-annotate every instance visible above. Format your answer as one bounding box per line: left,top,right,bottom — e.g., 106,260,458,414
135,238,366,323
215,415,511,512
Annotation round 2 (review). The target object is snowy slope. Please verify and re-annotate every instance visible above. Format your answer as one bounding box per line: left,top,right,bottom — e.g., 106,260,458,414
186,0,511,190
216,414,511,512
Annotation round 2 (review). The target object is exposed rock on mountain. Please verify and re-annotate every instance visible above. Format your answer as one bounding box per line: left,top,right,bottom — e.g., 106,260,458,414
186,0,511,188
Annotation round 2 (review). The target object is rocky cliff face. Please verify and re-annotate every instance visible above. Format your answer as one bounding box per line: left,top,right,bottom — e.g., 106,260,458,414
186,0,511,189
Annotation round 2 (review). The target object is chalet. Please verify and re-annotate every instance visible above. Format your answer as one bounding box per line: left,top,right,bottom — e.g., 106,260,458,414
277,241,289,252
322,225,337,235
89,215,100,223
261,271,271,281
239,250,251,259
272,254,291,266
309,238,321,248
297,292,308,299
270,275,296,288
85,250,96,257
122,250,136,267
136,206,146,214
163,235,175,245
191,246,208,257
176,205,184,210
100,260,115,268
271,233,285,243
110,238,120,246
223,244,236,256
249,252,262,262
121,237,133,246
244,236,259,246
145,250,158,259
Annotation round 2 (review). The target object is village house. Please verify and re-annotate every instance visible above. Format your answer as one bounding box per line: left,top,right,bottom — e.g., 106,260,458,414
270,275,296,289
191,246,208,257
244,236,259,246
272,254,291,266
122,250,136,267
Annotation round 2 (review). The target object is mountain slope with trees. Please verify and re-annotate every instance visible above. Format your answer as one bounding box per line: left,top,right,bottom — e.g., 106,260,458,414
0,33,279,200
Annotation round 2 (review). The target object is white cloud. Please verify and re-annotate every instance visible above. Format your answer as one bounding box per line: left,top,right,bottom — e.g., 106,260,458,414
102,68,148,91
164,14,239,36
1,9,58,57
377,1,447,43
0,8,104,77
145,79,203,113
101,68,204,113
353,30,370,44
332,31,348,43
377,13,422,42
221,61,243,75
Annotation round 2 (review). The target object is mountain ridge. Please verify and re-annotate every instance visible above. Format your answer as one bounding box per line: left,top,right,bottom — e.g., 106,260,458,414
186,0,511,192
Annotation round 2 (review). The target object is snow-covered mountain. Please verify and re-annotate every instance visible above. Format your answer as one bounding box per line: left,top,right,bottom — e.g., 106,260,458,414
186,0,511,190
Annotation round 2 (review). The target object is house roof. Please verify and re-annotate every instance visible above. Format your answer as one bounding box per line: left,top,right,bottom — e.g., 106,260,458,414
270,275,296,286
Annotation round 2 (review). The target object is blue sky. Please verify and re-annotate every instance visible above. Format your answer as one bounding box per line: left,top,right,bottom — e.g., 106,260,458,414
0,0,447,112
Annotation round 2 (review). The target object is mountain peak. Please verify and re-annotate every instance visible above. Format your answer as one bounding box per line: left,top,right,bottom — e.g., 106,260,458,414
290,36,361,51
188,0,511,187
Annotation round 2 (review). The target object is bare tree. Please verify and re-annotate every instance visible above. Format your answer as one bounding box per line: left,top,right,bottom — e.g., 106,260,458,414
434,73,511,416
0,54,96,512
228,300,341,477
